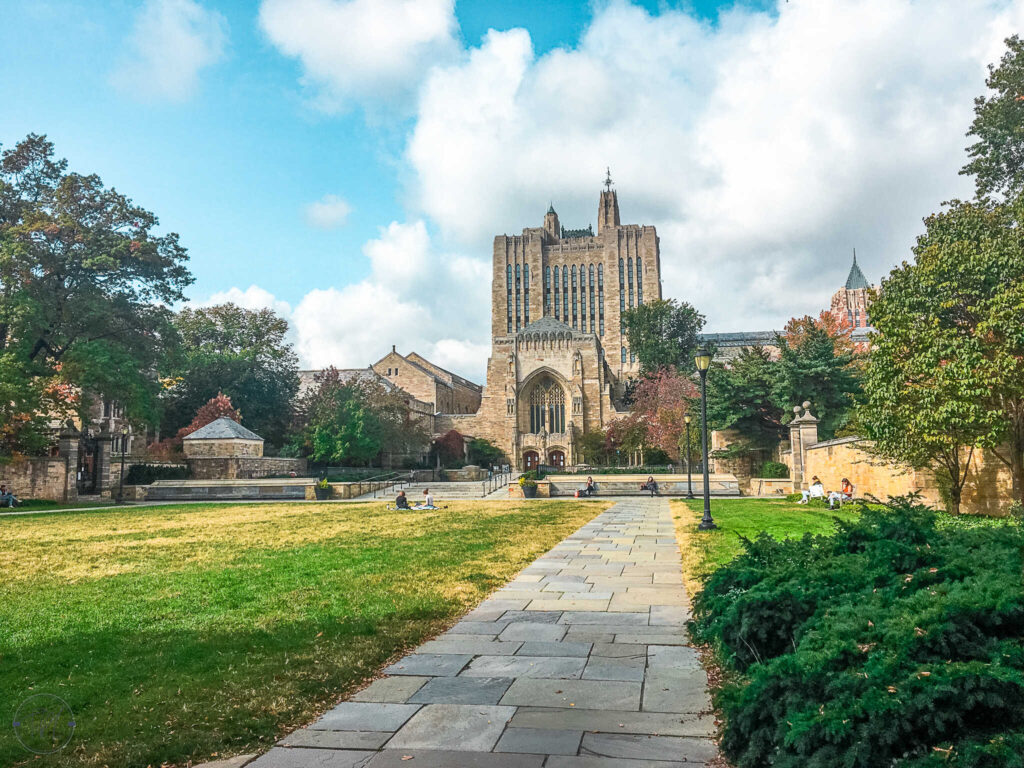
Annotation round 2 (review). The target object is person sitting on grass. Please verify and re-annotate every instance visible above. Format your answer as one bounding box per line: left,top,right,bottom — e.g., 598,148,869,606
798,476,825,504
395,490,410,510
641,476,658,497
413,489,437,510
828,478,854,509
0,484,17,508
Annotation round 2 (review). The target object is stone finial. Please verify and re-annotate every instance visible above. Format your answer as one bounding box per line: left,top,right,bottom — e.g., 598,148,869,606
802,400,812,411
793,405,802,415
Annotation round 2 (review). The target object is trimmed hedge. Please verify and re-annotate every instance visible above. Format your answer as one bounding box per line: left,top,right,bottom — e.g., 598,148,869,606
690,497,1024,767
124,464,190,485
759,460,789,479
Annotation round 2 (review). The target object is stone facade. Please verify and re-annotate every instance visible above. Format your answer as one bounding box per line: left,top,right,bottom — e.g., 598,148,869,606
183,438,263,458
372,347,482,414
454,181,660,469
187,456,307,480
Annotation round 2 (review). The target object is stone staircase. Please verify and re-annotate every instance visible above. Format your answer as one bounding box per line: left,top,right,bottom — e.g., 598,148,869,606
355,477,520,501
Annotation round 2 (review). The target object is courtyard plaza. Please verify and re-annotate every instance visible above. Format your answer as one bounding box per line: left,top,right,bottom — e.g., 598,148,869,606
250,498,716,768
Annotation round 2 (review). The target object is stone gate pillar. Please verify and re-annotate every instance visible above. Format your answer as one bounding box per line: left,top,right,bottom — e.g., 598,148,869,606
58,428,80,504
789,401,819,490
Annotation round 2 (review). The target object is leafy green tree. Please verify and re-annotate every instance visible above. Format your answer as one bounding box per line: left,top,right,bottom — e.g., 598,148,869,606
291,368,428,466
0,134,191,449
467,437,505,468
773,312,862,440
870,197,1024,506
963,35,1024,199
705,346,785,447
162,304,299,446
621,299,705,373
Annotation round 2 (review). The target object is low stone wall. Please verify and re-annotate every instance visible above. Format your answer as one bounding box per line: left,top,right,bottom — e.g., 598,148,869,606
509,473,741,498
798,437,1014,515
187,456,307,480
748,478,795,497
0,456,75,502
146,478,309,501
445,465,486,482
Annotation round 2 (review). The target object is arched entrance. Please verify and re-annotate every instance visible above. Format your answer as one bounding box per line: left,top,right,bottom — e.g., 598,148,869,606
547,449,565,468
523,450,540,471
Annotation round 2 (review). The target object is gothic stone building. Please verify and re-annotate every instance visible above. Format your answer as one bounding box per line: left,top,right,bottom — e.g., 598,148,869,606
454,181,661,470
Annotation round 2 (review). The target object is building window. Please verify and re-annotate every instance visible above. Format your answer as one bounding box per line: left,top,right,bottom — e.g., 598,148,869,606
630,350,635,364
554,267,560,319
395,367,399,376
571,266,577,328
628,257,634,307
589,264,596,332
621,347,627,364
637,258,643,305
387,368,391,375
529,380,565,434
597,264,604,336
524,264,530,324
544,266,551,315
581,263,587,331
562,266,569,320
507,263,513,333
618,257,624,287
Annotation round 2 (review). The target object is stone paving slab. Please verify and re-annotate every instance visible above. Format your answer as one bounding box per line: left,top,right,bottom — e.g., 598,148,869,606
264,499,718,765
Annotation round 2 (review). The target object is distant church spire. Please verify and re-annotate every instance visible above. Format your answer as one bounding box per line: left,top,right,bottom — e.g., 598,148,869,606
598,168,620,235
604,167,613,191
845,248,870,290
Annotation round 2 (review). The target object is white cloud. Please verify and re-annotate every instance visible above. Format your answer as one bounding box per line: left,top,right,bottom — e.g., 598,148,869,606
202,285,293,318
111,0,227,102
305,194,352,229
258,0,459,112
209,222,492,381
406,0,1024,332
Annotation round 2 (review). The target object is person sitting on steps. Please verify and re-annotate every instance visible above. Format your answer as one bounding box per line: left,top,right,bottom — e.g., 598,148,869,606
583,476,597,497
799,476,825,504
640,476,658,497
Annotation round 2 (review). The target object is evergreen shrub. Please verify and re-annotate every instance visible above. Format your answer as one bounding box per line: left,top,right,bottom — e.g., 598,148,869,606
690,496,1024,767
759,460,789,478
124,463,190,485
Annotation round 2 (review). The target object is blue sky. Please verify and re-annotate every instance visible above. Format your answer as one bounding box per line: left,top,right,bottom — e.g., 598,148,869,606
0,0,1016,379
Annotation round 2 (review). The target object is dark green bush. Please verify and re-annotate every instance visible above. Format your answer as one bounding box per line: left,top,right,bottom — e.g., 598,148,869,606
759,460,789,478
690,496,1024,767
124,463,190,485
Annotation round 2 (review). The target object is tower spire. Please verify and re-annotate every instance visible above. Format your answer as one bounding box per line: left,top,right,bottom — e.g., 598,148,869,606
604,167,613,192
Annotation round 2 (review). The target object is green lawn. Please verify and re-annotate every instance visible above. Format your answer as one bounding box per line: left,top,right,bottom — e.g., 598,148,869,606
671,497,860,593
0,499,608,767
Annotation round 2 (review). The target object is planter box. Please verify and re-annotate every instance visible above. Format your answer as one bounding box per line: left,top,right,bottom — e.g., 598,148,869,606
521,484,538,498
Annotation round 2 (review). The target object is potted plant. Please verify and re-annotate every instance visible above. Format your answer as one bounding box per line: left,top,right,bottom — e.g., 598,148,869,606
314,477,331,500
519,474,538,498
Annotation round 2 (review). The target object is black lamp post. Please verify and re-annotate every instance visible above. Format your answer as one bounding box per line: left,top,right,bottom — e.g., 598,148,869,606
117,425,129,505
694,346,717,530
684,413,694,499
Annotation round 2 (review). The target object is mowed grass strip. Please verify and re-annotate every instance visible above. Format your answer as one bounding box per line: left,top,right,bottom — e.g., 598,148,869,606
670,498,860,594
0,499,609,767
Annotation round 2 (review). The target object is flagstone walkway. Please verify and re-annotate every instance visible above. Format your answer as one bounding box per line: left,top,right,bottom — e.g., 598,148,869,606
250,498,717,767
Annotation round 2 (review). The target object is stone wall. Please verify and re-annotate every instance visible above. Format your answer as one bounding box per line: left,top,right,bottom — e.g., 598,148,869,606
0,456,76,502
184,439,263,458
798,436,1013,515
188,456,306,480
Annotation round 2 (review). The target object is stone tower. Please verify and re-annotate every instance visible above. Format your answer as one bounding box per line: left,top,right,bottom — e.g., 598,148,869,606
830,250,874,330
471,175,663,468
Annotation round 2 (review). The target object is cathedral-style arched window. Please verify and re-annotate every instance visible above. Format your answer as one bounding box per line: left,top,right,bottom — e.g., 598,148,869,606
597,264,604,336
553,267,560,319
529,379,566,434
627,257,634,308
618,257,624,287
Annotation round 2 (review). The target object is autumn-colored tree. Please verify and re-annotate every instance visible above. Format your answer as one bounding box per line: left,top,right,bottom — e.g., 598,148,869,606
433,429,466,466
177,393,241,439
629,368,699,461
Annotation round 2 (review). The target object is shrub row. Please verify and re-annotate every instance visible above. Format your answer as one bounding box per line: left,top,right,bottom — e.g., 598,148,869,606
690,496,1024,767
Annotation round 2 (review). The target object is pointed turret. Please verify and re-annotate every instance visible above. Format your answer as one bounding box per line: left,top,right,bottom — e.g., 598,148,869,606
845,249,870,290
543,203,560,241
597,167,619,235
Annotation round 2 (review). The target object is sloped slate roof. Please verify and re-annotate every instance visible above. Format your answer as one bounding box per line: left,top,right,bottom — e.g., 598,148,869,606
184,417,263,441
845,255,870,290
517,316,580,336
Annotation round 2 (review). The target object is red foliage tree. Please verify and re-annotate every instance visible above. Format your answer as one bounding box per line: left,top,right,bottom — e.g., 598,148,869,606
625,368,699,461
433,429,465,466
177,392,241,439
